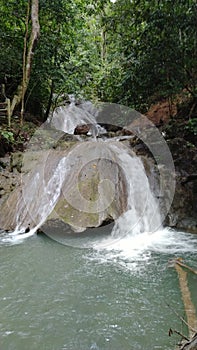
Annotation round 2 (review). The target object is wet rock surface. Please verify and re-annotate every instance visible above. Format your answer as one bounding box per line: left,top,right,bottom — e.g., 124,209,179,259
166,138,197,232
0,156,20,206
0,116,196,233
0,142,129,232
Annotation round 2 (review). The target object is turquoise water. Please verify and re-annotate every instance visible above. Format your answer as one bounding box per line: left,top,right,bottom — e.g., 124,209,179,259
0,229,197,350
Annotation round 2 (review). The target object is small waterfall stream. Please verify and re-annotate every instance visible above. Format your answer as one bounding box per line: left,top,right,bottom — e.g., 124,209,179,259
109,144,161,238
16,156,68,235
51,99,102,136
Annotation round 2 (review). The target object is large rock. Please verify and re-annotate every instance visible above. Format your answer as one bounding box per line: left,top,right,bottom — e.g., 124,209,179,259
0,141,128,232
166,138,197,232
0,132,196,234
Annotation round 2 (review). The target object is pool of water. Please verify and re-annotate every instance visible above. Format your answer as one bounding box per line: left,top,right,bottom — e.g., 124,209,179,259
0,228,197,350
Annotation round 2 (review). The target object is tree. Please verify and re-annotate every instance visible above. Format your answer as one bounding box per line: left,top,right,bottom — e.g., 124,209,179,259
100,0,197,110
0,0,196,119
10,0,40,123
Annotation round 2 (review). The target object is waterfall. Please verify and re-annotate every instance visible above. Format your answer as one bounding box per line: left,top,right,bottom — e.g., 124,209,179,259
0,100,175,246
108,144,162,239
0,140,162,243
50,101,105,137
11,156,68,238
51,104,95,134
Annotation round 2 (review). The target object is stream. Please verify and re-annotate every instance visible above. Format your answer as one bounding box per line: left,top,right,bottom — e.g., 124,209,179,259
0,228,197,350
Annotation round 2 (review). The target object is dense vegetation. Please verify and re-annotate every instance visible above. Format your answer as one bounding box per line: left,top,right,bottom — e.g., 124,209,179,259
0,0,196,124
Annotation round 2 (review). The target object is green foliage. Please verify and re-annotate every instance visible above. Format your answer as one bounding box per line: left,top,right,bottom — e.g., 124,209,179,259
186,118,197,136
0,0,196,117
103,0,197,108
0,0,26,95
0,130,14,143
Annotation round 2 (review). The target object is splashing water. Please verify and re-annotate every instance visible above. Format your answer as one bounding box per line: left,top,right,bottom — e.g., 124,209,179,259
80,147,196,265
89,147,197,264
90,223,197,274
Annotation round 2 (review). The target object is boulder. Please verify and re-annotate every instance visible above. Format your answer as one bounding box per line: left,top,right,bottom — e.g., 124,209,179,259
0,141,128,233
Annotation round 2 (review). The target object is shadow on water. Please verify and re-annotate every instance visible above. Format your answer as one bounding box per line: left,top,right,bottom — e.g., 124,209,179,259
39,221,115,248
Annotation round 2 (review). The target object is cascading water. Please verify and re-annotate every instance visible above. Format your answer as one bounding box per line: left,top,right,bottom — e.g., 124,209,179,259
17,156,68,233
0,139,162,246
109,144,162,238
51,104,94,134
0,155,69,242
0,99,176,251
50,99,105,138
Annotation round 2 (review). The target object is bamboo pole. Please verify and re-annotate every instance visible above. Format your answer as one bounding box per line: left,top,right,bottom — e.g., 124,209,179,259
6,98,11,127
175,259,197,275
175,262,197,338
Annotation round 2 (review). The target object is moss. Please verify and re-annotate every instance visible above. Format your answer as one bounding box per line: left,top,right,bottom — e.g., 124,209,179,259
52,197,100,228
78,171,100,202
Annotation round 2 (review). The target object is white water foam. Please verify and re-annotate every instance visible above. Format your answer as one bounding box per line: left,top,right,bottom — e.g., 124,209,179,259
90,227,197,273
87,146,197,267
0,229,36,245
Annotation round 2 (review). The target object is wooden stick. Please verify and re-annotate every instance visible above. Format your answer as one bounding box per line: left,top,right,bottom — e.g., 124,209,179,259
172,329,190,341
175,259,197,275
175,263,197,338
166,303,197,334
6,98,11,127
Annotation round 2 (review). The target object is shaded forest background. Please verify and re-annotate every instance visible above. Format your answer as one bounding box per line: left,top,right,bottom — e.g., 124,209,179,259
0,0,196,135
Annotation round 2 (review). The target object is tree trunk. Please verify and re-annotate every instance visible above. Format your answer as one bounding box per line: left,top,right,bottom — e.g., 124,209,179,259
21,0,30,125
44,80,55,122
10,0,40,119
